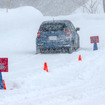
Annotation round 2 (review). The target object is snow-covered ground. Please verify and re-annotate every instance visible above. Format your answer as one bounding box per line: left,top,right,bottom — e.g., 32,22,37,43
0,6,105,105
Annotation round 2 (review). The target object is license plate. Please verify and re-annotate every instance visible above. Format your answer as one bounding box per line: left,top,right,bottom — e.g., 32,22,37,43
49,36,57,40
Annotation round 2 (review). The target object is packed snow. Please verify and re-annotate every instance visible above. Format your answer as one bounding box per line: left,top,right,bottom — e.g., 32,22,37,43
0,6,105,105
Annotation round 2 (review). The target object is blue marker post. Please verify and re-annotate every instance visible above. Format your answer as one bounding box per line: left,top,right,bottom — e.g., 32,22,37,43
90,36,99,51
93,43,98,50
0,58,8,90
0,72,4,89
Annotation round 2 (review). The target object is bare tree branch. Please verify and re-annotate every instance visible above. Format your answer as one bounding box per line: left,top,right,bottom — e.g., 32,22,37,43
83,0,99,14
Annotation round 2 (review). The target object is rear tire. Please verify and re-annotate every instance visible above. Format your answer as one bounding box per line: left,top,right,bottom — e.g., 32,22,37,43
68,46,73,54
36,47,40,54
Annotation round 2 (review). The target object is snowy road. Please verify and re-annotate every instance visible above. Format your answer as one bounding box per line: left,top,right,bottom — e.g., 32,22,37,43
0,7,105,105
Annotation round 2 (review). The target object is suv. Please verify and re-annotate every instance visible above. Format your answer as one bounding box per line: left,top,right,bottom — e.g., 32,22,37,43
36,20,80,54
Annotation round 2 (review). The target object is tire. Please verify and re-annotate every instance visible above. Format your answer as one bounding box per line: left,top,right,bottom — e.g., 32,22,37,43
40,49,45,54
36,47,40,54
68,46,73,54
62,48,65,53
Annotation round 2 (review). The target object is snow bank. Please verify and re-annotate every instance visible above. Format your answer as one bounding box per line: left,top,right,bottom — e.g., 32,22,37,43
0,6,43,56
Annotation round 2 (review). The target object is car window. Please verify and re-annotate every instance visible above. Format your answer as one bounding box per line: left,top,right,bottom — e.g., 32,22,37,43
40,23,66,32
69,23,75,31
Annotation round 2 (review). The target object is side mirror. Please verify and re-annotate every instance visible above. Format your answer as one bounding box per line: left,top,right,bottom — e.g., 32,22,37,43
75,27,80,31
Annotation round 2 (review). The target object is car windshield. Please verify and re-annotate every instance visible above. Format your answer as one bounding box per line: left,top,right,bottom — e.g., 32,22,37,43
40,23,66,32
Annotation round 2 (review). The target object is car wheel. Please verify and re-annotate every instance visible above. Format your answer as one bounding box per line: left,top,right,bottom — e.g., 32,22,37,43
68,46,73,54
36,48,40,54
40,49,45,53
62,48,65,53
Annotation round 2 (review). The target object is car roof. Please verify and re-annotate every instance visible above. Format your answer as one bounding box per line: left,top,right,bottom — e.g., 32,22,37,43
41,20,72,25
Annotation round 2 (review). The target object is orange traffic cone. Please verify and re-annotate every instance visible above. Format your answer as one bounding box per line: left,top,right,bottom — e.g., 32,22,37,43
44,62,47,70
3,80,6,90
43,62,48,72
78,55,82,61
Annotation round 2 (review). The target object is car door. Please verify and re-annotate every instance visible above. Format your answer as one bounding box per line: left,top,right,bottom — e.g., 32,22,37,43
69,22,78,49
